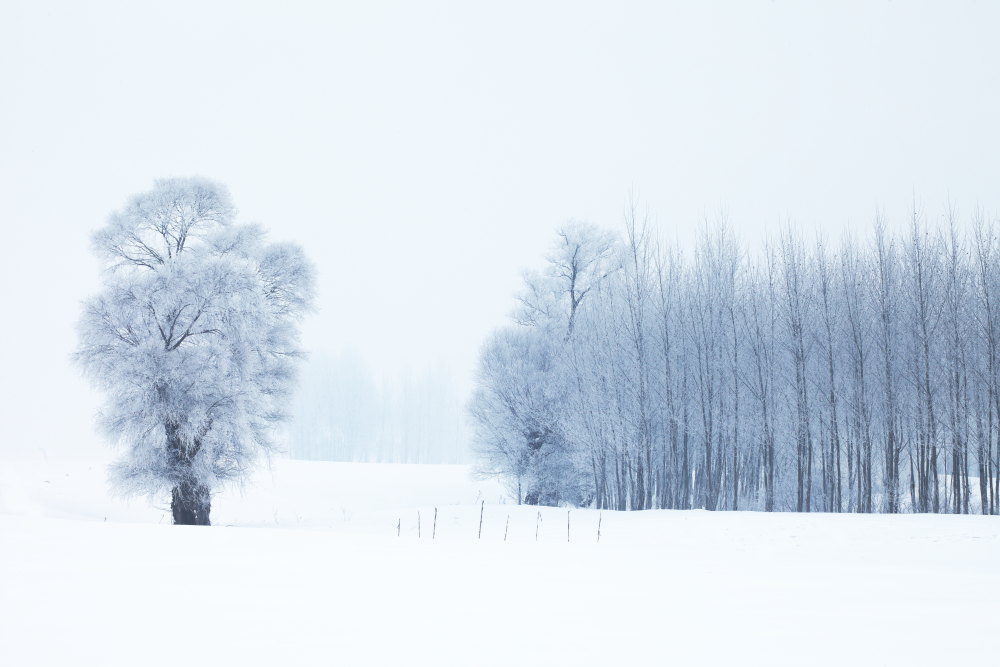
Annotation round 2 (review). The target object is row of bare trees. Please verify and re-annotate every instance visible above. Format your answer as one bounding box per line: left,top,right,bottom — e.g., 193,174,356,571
471,203,1000,513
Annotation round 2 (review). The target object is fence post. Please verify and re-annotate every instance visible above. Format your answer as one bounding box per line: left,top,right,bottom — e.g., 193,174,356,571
478,500,484,539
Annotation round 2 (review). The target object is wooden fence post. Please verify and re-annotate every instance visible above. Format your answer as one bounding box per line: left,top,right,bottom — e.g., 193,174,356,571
478,500,484,539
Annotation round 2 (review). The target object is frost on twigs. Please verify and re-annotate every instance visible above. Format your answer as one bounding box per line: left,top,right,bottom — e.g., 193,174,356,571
76,178,315,525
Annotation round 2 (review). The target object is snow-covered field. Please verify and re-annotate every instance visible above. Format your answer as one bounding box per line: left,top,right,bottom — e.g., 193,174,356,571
2,457,998,666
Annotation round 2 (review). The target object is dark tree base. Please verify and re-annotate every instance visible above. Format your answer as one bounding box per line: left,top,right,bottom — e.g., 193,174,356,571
171,482,212,525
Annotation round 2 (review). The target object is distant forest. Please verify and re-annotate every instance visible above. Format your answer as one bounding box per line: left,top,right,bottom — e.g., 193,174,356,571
288,353,469,464
472,203,1000,514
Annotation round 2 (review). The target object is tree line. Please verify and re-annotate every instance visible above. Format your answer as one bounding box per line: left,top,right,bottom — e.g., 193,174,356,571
471,202,1000,514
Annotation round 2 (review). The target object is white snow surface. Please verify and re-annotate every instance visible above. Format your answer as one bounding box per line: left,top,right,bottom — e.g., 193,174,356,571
1,457,998,666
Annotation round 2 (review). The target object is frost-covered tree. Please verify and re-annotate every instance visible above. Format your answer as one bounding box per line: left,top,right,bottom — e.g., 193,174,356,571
76,178,314,525
514,220,617,335
471,328,572,505
472,222,615,505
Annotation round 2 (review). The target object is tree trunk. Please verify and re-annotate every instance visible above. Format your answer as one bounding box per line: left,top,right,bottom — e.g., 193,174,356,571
171,481,212,525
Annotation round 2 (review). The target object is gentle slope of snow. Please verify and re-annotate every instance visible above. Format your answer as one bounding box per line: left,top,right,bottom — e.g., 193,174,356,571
1,457,998,666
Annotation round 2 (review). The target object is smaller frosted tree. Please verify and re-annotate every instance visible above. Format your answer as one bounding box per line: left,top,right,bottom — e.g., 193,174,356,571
76,178,314,525
470,327,589,506
471,220,616,507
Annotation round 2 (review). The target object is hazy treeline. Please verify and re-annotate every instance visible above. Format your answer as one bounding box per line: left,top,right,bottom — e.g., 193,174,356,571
471,204,1000,513
288,352,469,464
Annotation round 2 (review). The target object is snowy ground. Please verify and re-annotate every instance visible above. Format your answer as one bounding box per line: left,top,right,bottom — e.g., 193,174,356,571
2,457,999,666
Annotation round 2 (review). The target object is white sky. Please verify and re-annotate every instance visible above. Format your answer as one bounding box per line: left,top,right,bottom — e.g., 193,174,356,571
2,1,999,460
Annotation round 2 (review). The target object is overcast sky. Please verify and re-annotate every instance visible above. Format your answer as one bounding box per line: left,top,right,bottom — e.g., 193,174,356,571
2,1,999,461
